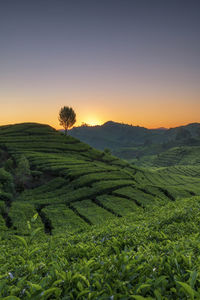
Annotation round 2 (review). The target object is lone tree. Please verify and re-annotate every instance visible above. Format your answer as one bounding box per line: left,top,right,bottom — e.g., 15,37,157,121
59,106,76,135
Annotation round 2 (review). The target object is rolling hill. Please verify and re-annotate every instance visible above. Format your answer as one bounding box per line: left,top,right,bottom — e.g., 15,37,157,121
0,122,199,236
1,122,200,299
69,121,200,165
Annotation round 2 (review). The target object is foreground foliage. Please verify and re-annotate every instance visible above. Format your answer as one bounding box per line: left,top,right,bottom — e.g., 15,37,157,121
1,197,200,299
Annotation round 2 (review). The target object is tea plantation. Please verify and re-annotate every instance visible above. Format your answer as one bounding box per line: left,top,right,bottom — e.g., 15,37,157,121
0,123,200,299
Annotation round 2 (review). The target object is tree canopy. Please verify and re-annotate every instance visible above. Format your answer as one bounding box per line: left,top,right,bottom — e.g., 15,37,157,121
58,106,76,134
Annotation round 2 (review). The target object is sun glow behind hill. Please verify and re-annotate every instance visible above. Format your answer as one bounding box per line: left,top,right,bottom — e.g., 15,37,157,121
82,117,103,127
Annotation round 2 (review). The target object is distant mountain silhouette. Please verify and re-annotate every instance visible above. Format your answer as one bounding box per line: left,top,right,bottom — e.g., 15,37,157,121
68,121,200,152
154,127,168,130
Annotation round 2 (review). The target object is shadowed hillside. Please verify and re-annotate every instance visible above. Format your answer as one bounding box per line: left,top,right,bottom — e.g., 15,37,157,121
69,121,200,164
69,121,166,149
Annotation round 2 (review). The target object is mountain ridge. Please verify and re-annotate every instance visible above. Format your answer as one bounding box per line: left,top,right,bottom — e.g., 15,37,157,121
68,121,200,162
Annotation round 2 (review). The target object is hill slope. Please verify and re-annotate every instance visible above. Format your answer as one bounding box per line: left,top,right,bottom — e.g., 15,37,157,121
69,121,200,164
69,121,200,148
1,196,200,298
0,123,199,236
1,123,200,298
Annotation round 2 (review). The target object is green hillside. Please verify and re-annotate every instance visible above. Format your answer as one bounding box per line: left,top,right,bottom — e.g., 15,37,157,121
0,122,144,235
152,146,200,167
129,145,200,168
1,123,199,236
1,123,200,299
69,121,166,150
69,121,200,164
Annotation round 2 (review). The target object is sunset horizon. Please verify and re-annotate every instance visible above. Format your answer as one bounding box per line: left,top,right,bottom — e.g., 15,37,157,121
1,118,199,131
1,0,199,129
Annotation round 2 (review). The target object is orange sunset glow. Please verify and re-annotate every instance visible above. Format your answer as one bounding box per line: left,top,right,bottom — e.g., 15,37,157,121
0,0,199,129
1,92,199,130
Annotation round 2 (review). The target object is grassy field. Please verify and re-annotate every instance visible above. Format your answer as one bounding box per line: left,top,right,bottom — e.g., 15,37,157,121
0,122,200,299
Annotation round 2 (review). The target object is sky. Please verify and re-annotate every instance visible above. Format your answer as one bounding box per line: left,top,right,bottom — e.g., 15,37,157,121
0,0,200,129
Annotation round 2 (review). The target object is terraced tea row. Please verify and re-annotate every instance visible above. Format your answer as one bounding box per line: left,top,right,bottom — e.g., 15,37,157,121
2,196,200,299
0,123,199,236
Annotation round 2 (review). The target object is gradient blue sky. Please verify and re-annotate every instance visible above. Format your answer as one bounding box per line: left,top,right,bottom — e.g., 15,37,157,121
0,0,200,128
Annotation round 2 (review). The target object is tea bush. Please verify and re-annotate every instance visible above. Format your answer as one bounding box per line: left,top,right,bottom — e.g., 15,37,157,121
0,197,200,299
1,123,200,299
